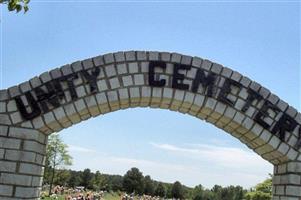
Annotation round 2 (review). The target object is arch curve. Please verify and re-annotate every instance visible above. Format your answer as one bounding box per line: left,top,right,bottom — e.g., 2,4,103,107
0,51,300,199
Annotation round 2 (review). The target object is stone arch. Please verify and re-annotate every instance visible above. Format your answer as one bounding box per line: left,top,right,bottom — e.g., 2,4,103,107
0,51,300,199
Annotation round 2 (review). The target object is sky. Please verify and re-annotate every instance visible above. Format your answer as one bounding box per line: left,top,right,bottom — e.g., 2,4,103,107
1,1,300,189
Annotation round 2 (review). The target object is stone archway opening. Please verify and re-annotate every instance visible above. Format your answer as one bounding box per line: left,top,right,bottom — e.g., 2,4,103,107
59,106,274,190
0,51,300,199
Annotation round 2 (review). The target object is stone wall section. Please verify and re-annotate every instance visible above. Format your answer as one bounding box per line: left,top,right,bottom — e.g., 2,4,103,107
0,51,300,199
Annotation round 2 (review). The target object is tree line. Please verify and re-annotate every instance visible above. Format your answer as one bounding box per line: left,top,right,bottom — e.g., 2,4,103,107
44,134,272,200
43,167,272,200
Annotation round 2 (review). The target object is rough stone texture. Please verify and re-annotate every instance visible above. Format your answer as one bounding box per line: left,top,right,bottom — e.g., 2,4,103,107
0,51,300,199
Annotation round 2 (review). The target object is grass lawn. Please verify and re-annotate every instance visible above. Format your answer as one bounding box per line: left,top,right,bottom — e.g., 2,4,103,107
103,192,121,200
42,196,64,200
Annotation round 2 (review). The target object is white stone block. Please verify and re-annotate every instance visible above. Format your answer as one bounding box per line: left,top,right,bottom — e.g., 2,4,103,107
286,185,301,196
201,60,212,71
53,107,67,122
5,150,36,163
134,74,144,85
75,86,87,97
0,173,32,186
97,79,108,92
96,92,108,105
103,53,114,64
269,136,281,149
152,88,162,98
0,114,11,125
74,99,88,115
122,75,133,87
23,140,45,154
19,163,42,175
0,160,16,172
0,137,21,149
9,127,45,144
0,102,6,113
114,52,125,62
7,100,17,112
130,87,140,99
278,143,290,155
93,55,104,66
174,90,185,101
171,53,181,63
141,87,151,98
0,125,8,136
43,111,56,124
105,65,117,77
128,62,139,73
161,52,171,62
149,51,159,61
107,90,119,102
109,77,120,89
181,55,192,65
15,186,39,198
118,88,129,100
0,184,13,196
10,112,22,124
117,63,128,74
192,57,202,68
125,51,136,61
137,51,147,61
0,149,4,159
183,92,194,104
193,94,205,107
141,62,149,73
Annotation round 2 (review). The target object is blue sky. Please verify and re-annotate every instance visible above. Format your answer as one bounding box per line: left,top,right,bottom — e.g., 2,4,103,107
1,1,300,188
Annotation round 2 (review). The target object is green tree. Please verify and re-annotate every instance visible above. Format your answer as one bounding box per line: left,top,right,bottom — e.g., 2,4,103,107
211,185,222,199
191,184,215,200
245,178,272,200
0,0,29,12
171,181,184,200
53,169,71,186
144,175,155,195
123,167,145,195
81,168,93,189
155,183,166,198
192,184,205,200
91,170,108,191
45,134,72,195
67,170,82,188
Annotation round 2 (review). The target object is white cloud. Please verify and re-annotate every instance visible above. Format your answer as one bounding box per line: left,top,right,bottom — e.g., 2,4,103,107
68,144,97,153
150,142,273,187
150,142,270,168
67,143,273,188
67,144,198,186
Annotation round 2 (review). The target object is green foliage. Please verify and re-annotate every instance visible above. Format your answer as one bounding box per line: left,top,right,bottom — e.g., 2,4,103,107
245,178,272,200
81,168,93,189
67,170,82,188
143,175,155,195
255,178,272,194
123,167,145,195
46,134,73,169
90,170,108,191
0,0,29,13
154,183,165,197
245,191,271,200
171,181,184,199
42,165,271,200
44,134,72,195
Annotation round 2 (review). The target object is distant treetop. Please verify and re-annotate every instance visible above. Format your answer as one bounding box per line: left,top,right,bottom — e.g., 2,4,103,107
0,0,29,13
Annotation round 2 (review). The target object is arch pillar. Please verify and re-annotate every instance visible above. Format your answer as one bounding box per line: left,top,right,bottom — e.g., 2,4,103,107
0,125,47,199
272,162,301,199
